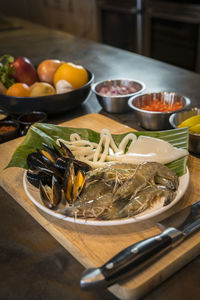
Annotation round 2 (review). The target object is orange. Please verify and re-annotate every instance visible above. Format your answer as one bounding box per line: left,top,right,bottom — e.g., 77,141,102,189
53,62,88,90
6,83,30,97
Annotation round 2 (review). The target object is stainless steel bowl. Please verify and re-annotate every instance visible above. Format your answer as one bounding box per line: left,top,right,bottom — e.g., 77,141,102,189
92,78,145,113
169,107,200,154
128,91,191,130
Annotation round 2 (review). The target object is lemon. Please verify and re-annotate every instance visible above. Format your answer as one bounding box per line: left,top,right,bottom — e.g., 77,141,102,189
190,123,200,134
178,115,200,128
53,62,88,90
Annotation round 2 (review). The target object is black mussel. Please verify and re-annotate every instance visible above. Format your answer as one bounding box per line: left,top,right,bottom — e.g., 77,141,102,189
39,175,62,209
54,157,72,176
27,150,63,178
54,156,91,176
63,161,74,203
73,169,86,200
73,159,92,173
26,170,40,188
37,149,57,170
26,168,56,188
57,140,74,158
41,143,62,163
63,161,86,204
26,142,90,209
26,169,53,188
27,152,49,171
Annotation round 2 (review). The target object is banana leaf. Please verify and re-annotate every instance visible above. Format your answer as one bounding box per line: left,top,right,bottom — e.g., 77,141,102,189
7,123,189,176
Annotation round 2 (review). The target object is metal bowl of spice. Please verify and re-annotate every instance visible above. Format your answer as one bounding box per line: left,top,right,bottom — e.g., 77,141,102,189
0,120,20,143
128,91,191,130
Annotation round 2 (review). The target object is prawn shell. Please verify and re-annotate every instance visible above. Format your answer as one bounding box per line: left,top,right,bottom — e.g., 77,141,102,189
63,162,179,220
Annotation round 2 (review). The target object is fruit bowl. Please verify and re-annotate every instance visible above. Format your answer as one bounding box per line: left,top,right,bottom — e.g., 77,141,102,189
0,69,94,116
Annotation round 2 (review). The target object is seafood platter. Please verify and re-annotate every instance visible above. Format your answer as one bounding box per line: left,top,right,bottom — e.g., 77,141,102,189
8,121,189,226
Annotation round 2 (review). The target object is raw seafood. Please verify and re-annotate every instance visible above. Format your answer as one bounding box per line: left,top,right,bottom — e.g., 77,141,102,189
26,142,91,208
60,161,179,220
57,129,188,168
26,143,180,220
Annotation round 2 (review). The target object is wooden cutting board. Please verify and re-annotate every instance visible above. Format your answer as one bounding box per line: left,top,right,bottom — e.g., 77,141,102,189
1,113,200,300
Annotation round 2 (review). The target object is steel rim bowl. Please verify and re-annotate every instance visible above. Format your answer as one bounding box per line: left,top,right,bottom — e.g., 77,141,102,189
92,78,146,113
128,91,191,130
169,107,200,154
0,69,94,116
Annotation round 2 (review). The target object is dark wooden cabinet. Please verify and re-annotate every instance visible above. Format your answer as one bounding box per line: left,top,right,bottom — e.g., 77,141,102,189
143,1,200,72
96,0,200,72
96,0,143,54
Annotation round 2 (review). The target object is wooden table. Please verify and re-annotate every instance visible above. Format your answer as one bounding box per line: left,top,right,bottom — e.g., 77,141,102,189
1,17,200,300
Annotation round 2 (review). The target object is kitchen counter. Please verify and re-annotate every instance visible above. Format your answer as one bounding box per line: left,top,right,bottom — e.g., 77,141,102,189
1,17,200,300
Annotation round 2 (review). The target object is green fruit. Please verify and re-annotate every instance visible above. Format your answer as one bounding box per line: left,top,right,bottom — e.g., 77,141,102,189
178,115,200,128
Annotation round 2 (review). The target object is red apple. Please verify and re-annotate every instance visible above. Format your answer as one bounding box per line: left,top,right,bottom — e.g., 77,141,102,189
10,57,38,86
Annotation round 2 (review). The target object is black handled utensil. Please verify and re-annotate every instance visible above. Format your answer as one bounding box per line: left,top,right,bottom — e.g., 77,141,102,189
80,200,200,290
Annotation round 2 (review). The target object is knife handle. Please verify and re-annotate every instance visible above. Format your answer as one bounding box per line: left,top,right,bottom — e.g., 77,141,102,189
80,227,184,290
100,227,183,282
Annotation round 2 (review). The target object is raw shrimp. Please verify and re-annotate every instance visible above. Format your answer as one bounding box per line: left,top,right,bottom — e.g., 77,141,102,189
60,162,179,220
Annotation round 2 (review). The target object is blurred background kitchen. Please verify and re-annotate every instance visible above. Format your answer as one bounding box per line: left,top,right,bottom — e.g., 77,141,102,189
1,0,200,73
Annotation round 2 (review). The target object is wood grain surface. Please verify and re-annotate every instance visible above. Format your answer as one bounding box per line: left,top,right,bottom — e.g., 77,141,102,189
0,113,200,300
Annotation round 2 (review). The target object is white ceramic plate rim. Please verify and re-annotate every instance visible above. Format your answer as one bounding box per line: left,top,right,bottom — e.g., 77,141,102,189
23,168,189,226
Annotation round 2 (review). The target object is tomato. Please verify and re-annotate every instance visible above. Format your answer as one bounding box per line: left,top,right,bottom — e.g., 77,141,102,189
37,59,64,85
141,99,183,112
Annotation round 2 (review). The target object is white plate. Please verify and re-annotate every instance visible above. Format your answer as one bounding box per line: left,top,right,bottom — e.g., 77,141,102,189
23,169,189,226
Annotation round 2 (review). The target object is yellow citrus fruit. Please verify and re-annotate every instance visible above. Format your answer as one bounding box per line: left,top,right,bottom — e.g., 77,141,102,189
6,83,30,97
178,115,200,128
189,123,200,134
53,62,88,90
30,82,56,97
